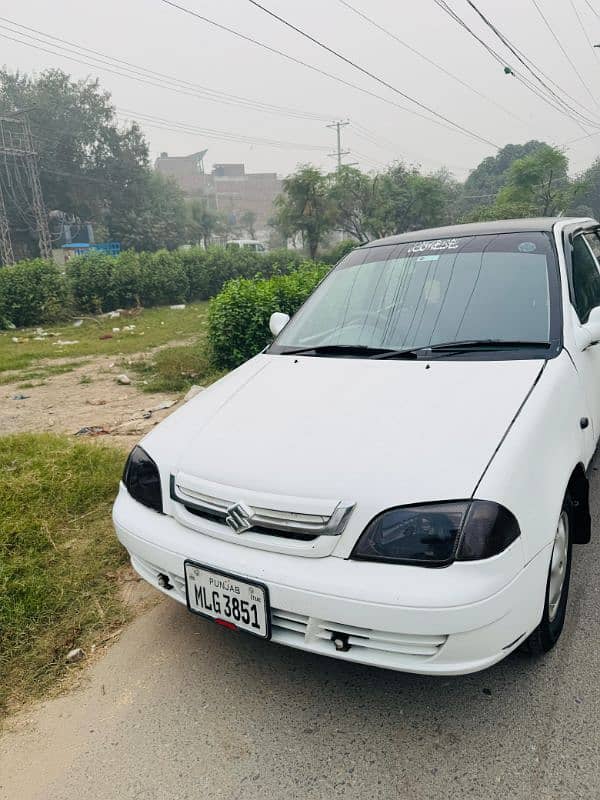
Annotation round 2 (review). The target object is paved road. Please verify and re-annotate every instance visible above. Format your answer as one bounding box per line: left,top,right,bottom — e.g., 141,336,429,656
2,469,600,800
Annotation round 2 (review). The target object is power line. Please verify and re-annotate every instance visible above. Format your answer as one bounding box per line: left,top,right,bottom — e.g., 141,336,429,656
527,0,600,110
433,0,600,130
0,17,330,123
0,21,330,123
0,19,483,157
116,107,330,152
337,0,527,125
583,0,600,19
243,0,499,147
0,18,487,167
352,149,388,170
569,0,600,68
464,0,600,125
352,123,471,172
0,30,337,156
161,0,498,148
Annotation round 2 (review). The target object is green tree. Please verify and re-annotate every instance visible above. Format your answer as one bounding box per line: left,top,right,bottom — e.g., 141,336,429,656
273,166,335,258
239,210,257,239
570,158,600,218
186,201,225,248
0,68,190,254
107,172,187,251
497,145,572,215
462,145,577,222
367,164,458,238
327,166,376,243
0,69,150,252
461,140,548,213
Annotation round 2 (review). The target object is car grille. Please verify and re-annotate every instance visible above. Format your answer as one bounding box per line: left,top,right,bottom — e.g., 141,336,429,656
170,474,355,539
270,607,447,664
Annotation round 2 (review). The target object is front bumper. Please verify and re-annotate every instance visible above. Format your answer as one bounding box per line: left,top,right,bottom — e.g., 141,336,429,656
113,488,550,676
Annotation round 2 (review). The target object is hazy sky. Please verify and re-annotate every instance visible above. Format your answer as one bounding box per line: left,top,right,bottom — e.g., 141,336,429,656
2,0,600,181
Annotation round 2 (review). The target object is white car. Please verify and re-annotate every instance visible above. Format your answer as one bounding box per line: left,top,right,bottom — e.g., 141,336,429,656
113,217,600,675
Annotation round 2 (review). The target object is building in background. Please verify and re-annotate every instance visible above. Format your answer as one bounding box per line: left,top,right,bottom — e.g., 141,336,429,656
155,151,282,238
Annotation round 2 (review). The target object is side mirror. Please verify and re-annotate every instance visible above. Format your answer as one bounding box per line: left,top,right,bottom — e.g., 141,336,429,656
576,305,600,350
269,312,290,337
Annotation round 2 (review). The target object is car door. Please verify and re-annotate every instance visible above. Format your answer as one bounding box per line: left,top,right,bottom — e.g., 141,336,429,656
567,229,600,437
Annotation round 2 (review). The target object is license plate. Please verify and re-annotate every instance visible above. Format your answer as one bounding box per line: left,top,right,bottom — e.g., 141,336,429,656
184,561,270,639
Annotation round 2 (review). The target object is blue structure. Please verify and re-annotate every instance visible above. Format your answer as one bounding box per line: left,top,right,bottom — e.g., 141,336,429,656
62,242,121,258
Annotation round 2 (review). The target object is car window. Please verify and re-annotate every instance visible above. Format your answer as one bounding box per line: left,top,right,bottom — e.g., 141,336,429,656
572,234,600,323
274,233,553,351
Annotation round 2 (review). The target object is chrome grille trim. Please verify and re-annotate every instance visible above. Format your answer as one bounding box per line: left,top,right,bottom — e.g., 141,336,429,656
170,475,355,537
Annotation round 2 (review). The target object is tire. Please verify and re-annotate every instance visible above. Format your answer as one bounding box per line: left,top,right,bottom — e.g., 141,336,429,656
522,494,573,656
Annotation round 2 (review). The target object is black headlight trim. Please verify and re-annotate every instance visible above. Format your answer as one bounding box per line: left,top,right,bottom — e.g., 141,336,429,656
350,499,520,567
123,445,163,514
455,500,520,561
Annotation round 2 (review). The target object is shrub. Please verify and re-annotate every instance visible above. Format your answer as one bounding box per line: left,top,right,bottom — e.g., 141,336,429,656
0,259,69,328
179,247,305,302
208,262,330,370
111,250,142,308
138,250,189,306
2,245,319,330
320,239,359,265
179,246,210,300
66,252,117,313
251,247,303,274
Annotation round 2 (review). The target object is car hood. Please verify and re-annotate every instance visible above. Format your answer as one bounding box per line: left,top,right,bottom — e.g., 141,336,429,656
144,354,543,550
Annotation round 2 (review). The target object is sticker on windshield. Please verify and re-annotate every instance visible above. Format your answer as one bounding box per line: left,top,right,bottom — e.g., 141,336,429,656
417,255,440,262
407,238,461,254
518,241,537,253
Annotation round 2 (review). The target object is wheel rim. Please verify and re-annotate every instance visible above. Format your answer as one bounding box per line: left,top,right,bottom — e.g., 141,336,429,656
548,511,569,622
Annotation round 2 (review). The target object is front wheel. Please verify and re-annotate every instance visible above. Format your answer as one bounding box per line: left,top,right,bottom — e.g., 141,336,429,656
522,496,573,655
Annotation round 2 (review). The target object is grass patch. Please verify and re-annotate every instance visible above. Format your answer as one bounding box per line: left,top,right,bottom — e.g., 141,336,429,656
0,302,209,374
132,341,226,393
0,433,128,715
0,360,89,386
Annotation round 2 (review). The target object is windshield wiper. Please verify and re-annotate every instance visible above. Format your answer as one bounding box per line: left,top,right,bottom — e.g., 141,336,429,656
372,340,551,360
278,344,398,358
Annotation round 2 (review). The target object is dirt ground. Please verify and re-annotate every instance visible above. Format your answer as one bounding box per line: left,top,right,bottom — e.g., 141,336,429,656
0,350,182,446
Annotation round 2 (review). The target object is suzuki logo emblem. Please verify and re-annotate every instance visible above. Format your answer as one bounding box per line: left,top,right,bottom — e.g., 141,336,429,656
225,502,254,534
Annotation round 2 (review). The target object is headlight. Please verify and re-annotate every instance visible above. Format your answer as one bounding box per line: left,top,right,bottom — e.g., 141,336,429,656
351,500,520,566
122,446,163,513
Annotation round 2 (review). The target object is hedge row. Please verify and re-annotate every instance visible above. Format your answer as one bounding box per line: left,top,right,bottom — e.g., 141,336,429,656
0,247,308,328
208,263,331,370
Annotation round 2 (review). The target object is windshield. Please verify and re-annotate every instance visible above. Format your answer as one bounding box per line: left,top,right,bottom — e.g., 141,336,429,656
272,232,556,355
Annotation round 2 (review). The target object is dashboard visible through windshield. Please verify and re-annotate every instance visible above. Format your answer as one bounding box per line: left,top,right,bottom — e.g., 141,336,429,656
270,232,560,360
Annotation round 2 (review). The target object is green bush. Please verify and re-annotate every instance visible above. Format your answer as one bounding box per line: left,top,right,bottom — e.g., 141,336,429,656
111,250,142,308
0,259,69,328
2,246,316,329
208,262,330,370
138,250,189,306
66,252,118,313
320,239,359,265
180,246,306,302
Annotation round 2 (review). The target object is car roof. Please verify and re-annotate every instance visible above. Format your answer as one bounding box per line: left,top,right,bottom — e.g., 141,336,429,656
363,217,597,248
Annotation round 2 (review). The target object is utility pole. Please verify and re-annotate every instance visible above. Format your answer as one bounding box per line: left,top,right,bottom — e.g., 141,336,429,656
327,120,351,169
21,116,52,260
0,110,52,262
0,182,14,266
